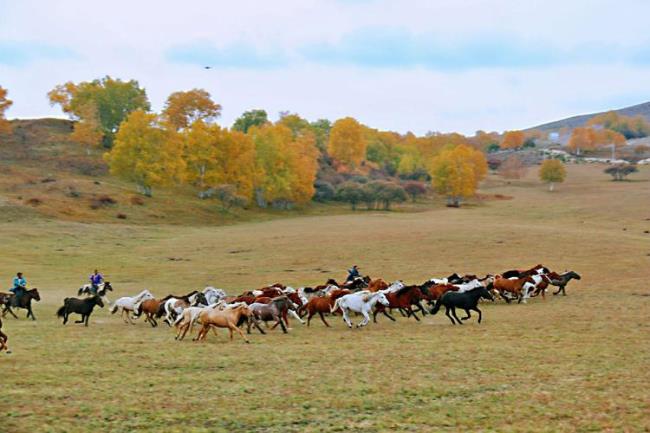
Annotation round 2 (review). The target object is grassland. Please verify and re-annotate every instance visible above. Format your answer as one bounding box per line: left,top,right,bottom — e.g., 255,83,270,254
1,164,649,433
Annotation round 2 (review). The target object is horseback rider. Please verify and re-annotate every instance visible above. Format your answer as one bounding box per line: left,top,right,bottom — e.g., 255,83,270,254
10,272,27,305
89,269,104,295
346,265,361,283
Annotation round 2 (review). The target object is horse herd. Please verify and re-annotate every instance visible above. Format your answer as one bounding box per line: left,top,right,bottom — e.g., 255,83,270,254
0,264,581,350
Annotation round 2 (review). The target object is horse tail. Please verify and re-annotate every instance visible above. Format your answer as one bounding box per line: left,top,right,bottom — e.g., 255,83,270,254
56,304,66,318
330,298,341,314
430,297,443,315
77,287,84,296
109,303,119,314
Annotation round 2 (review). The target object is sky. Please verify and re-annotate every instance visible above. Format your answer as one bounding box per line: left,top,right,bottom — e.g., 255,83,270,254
1,0,650,135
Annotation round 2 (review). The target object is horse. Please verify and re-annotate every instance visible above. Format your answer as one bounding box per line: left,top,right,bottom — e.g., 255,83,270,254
0,288,41,320
78,281,113,298
161,291,206,325
0,317,8,353
331,291,390,328
521,274,553,301
548,271,581,296
135,296,173,327
373,285,426,322
195,304,252,343
109,289,154,324
430,286,494,325
453,278,487,293
56,295,105,326
301,289,350,327
490,275,532,303
501,264,551,279
174,302,224,340
203,287,227,305
342,276,371,291
248,299,290,333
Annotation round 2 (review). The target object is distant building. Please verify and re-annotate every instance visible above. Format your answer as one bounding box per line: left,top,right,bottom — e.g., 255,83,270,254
548,132,560,142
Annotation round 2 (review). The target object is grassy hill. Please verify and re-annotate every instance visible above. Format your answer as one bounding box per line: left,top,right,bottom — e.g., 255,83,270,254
528,100,650,133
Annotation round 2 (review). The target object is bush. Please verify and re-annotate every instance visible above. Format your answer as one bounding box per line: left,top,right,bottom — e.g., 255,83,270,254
499,155,528,179
336,182,365,210
116,213,127,219
364,180,408,210
130,196,145,206
403,180,427,202
213,184,249,209
486,143,501,153
90,194,117,209
313,180,336,202
604,164,638,181
25,197,43,206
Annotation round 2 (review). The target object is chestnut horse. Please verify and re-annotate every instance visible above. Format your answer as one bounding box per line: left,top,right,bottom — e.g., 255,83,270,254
373,285,426,322
501,264,551,279
301,289,350,327
135,296,174,327
490,275,531,303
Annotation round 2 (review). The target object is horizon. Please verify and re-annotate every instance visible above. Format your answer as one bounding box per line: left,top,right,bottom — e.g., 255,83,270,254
2,0,650,134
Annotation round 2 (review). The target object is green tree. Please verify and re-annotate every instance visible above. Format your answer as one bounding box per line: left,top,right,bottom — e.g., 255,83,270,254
232,109,268,133
49,76,150,147
336,182,365,210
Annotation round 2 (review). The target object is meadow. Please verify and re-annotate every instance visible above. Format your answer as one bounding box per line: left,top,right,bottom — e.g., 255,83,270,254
1,164,649,433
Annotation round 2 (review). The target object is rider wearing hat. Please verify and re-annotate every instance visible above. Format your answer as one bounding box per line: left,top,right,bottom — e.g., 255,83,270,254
10,272,27,305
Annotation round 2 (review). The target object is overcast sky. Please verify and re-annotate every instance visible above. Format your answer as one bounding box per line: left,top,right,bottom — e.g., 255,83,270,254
1,0,650,134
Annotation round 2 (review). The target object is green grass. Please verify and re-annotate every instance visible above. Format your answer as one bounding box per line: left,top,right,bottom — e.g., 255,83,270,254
1,165,650,432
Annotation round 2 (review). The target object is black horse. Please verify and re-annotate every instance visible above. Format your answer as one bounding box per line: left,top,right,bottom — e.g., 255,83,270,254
56,295,105,326
78,281,113,297
1,288,41,320
429,286,494,325
550,271,581,296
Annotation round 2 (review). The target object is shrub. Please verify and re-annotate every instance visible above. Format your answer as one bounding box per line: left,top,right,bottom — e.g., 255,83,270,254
604,164,638,181
335,182,365,210
403,180,427,202
116,213,127,219
313,180,336,202
212,184,249,209
499,155,528,179
25,197,43,206
364,180,408,210
130,196,145,206
90,194,117,209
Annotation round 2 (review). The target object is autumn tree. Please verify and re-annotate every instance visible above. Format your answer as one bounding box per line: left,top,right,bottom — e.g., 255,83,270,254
104,111,185,196
278,113,310,138
0,86,13,135
48,76,149,147
500,130,525,149
403,180,427,202
588,111,650,139
70,103,103,154
162,89,221,130
428,144,488,207
499,155,528,179
567,127,597,155
539,159,566,191
232,109,268,133
248,123,318,208
328,117,367,167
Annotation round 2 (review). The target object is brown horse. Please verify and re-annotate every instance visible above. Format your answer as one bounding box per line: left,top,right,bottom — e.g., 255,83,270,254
195,304,251,343
501,264,551,279
136,296,173,327
301,289,351,327
373,285,427,322
1,288,41,320
367,279,389,292
0,317,8,353
491,275,531,303
420,282,459,302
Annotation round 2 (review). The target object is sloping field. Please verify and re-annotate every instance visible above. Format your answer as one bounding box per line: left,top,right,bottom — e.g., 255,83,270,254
1,165,649,432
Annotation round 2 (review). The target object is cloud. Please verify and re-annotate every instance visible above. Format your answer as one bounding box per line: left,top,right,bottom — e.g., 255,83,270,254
0,41,78,66
166,42,288,69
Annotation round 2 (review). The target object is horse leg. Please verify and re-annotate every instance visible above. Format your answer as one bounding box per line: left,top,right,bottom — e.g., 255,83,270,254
444,306,456,325
342,309,352,328
408,307,420,321
451,307,463,325
358,310,370,328
127,310,136,325
63,311,68,325
288,309,304,325
382,310,396,322
277,315,288,334
230,322,250,343
474,307,483,324
307,311,313,327
561,286,567,296
75,314,85,324
85,314,90,327
4,306,18,319
461,309,471,320
553,287,561,295
319,312,330,327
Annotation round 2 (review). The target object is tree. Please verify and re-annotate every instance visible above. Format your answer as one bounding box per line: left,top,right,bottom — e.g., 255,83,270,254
336,182,365,210
314,180,336,202
310,119,331,151
278,113,310,138
232,109,268,133
403,180,427,202
212,184,249,209
604,164,638,181
567,127,597,155
104,111,185,196
499,155,528,179
500,131,525,149
539,159,566,191
428,144,488,207
49,76,150,147
162,89,221,130
70,103,103,154
328,117,367,167
0,86,13,135
588,111,650,139
183,120,255,197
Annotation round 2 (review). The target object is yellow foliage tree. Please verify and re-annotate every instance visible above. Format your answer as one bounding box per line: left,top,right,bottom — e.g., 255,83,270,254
249,123,318,208
162,89,221,130
104,111,185,196
428,144,487,207
183,120,255,197
539,159,566,191
500,130,525,149
328,117,366,167
70,103,103,154
0,86,13,135
567,127,596,154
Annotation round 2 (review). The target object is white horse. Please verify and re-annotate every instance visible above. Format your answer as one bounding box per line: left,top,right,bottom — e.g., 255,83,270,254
521,274,551,303
109,289,154,324
203,287,227,305
332,291,390,328
173,301,230,340
163,292,204,326
381,280,405,294
454,279,485,293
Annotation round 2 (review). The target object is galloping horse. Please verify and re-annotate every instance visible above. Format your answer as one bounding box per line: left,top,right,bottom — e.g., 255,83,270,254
373,285,426,322
0,288,41,320
332,291,390,328
490,275,531,303
109,289,154,324
135,296,173,327
501,264,551,279
78,281,113,298
161,291,206,325
548,271,581,296
430,286,494,325
202,287,227,305
195,304,252,343
56,295,105,326
248,298,290,333
301,289,350,327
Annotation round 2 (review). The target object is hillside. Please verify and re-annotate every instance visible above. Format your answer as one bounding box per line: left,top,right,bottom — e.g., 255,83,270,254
528,100,650,133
